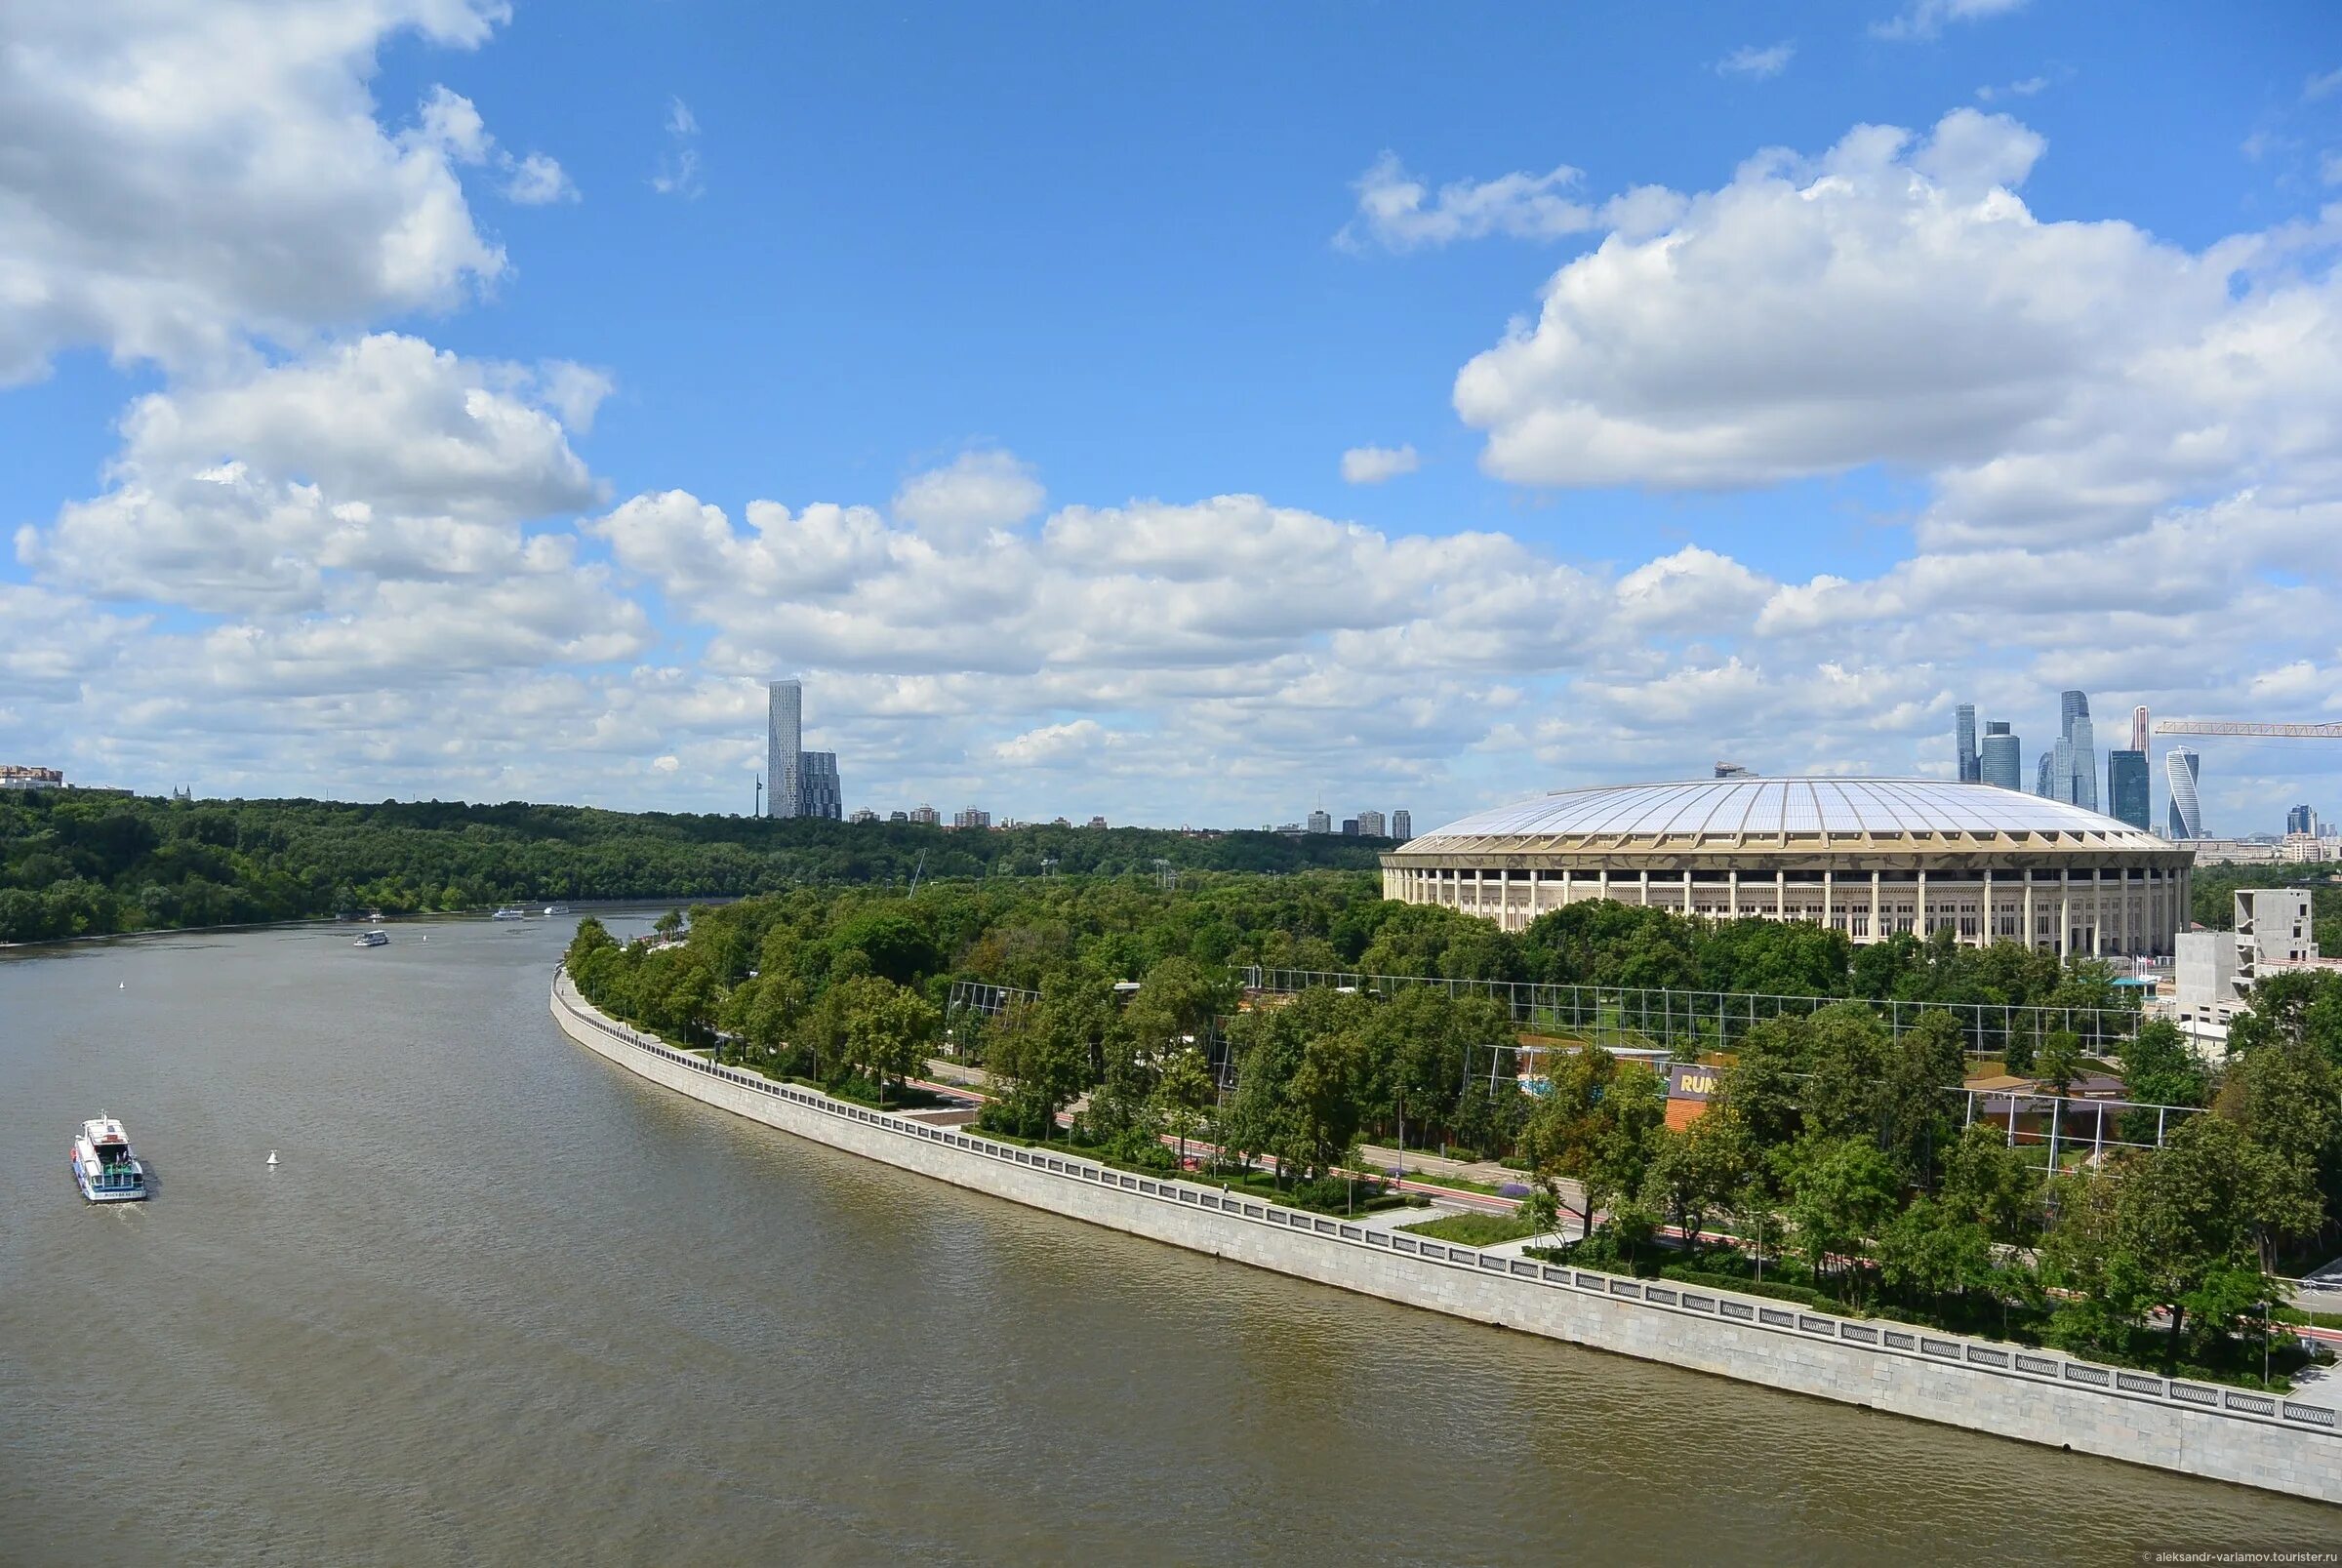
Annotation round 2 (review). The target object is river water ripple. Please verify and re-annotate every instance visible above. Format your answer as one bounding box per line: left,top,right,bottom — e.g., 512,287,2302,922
1,917,2329,1564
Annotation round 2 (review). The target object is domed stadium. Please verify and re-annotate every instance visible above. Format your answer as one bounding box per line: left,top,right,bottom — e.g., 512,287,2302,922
1381,777,2194,957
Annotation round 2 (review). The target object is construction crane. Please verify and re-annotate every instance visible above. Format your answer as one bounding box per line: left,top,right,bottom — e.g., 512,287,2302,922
2153,720,2342,739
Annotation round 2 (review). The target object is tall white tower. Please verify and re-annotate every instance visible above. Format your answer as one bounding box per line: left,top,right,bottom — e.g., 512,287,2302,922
2165,746,2201,840
767,680,803,819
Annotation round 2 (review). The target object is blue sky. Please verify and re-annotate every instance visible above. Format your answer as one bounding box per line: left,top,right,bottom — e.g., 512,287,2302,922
3,0,2339,832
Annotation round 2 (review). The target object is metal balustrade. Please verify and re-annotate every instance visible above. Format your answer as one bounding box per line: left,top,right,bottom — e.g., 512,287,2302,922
553,967,2335,1441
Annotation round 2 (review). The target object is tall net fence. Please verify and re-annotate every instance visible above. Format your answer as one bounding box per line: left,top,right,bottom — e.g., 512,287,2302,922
1243,966,2143,1061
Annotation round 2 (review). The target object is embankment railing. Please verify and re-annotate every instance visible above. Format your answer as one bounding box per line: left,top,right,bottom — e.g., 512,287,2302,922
553,968,2333,1441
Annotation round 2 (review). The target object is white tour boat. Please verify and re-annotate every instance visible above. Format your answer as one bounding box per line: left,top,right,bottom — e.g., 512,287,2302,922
542,904,572,916
490,906,529,921
354,929,389,947
70,1115,148,1202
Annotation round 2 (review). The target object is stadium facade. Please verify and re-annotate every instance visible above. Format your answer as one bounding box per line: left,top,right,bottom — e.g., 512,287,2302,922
1381,777,2193,958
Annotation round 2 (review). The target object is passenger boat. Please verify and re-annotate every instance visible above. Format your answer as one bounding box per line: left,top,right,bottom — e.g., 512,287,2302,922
354,929,389,947
542,904,572,916
70,1115,148,1202
490,905,528,920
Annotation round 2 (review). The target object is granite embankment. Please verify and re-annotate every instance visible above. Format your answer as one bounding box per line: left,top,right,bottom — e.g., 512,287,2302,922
550,968,2342,1505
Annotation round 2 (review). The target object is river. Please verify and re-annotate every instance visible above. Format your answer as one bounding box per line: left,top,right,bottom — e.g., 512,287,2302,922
1,917,2328,1564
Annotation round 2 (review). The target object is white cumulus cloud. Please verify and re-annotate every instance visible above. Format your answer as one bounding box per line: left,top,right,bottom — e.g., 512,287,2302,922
1873,0,2028,43
1716,42,1794,79
1338,152,1595,252
890,451,1047,543
0,0,525,383
1340,444,1420,484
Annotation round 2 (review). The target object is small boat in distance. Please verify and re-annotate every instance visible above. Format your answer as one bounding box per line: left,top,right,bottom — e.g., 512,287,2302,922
71,1115,148,1202
542,904,572,916
490,906,528,921
355,929,389,947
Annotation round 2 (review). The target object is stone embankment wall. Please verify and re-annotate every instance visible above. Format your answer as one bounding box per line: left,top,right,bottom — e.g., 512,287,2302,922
550,970,2341,1504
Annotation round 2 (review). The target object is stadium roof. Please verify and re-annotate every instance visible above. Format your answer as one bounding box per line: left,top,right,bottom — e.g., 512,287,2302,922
1397,778,2174,854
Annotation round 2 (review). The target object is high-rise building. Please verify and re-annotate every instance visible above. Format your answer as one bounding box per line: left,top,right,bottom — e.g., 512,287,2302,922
2107,749,2150,829
1392,809,1411,842
766,679,803,819
909,804,939,825
953,806,990,829
1341,818,1360,836
798,752,842,820
1955,704,1979,783
764,678,845,818
1980,722,2021,790
2036,750,2057,797
2166,747,2202,840
2058,691,2098,812
2288,805,2321,837
1307,809,1331,834
849,807,877,824
2130,705,2150,753
1357,809,1387,837
1087,815,1108,829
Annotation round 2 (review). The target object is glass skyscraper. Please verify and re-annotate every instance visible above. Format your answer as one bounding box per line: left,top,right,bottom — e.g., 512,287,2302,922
2107,749,2149,829
1980,721,2021,789
2165,747,2202,840
766,678,843,818
1955,704,1979,782
767,679,803,819
2057,690,2099,812
798,751,843,820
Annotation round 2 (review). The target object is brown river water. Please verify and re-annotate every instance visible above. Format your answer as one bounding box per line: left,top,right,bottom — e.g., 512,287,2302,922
2,915,2331,1564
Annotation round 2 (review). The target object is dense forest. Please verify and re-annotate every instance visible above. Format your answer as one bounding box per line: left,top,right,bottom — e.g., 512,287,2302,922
567,874,2342,1387
0,787,1384,944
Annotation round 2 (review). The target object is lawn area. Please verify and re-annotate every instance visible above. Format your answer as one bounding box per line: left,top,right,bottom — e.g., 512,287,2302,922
1400,1209,1545,1248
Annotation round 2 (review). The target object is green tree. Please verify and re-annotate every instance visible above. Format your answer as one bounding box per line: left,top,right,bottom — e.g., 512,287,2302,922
1151,1045,1218,1170
1785,1135,1902,1299
1640,1108,1749,1246
2117,1019,2209,1145
2037,1028,2085,1100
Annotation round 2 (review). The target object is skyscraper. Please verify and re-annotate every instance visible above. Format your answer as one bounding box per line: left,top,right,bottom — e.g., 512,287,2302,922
1307,809,1331,834
2059,690,2099,812
798,752,842,820
767,680,803,819
1955,704,1979,783
2289,805,2320,837
1980,722,2021,790
2166,747,2202,840
2130,704,2150,753
2036,750,2057,797
1392,809,1412,842
2108,749,2150,829
1357,809,1386,837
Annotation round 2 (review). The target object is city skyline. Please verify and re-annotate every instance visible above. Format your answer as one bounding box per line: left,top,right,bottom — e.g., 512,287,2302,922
1,7,2337,834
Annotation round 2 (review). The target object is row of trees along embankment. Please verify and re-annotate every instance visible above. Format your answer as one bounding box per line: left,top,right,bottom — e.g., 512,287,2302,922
562,870,2342,1393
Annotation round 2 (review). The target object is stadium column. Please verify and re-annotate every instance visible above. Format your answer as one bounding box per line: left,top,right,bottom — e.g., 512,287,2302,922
1775,869,1785,920
1981,868,1995,947
1871,870,1882,945
1917,868,1928,940
2024,877,2036,953
2058,869,2072,960
1821,869,1832,931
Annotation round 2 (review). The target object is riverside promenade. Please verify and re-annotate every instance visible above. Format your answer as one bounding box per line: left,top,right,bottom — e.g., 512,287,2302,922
551,968,2342,1505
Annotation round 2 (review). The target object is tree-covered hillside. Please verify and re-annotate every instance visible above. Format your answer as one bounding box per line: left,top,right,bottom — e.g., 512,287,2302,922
0,788,1387,943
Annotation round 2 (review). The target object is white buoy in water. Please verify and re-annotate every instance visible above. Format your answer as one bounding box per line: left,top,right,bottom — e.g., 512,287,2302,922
266,1150,278,1168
